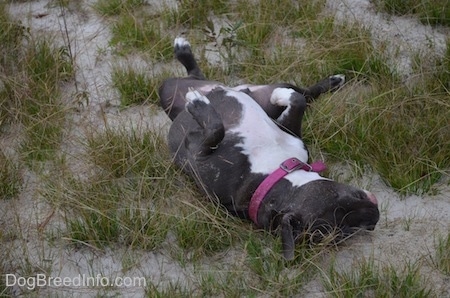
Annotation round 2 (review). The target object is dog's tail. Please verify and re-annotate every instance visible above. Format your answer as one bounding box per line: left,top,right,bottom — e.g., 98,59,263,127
174,37,205,80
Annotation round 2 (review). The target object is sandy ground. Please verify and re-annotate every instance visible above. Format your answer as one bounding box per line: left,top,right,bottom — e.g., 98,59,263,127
2,0,449,296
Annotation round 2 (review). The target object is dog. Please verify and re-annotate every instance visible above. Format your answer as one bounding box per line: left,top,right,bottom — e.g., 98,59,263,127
159,37,380,260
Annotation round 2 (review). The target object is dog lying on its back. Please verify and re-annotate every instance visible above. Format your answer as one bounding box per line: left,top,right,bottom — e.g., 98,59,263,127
159,38,380,259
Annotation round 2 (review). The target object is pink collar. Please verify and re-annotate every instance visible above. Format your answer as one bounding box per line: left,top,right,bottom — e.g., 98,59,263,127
248,157,327,225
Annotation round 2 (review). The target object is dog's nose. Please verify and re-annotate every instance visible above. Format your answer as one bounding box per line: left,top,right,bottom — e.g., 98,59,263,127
364,190,378,205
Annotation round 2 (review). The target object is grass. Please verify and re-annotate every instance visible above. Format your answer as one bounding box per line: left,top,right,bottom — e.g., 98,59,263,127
233,20,395,86
111,65,162,107
85,128,176,183
109,14,173,60
145,281,191,297
174,202,237,258
0,151,21,200
51,127,181,249
372,0,450,26
304,85,449,193
94,1,173,60
323,259,433,297
1,36,73,163
169,0,230,28
432,232,450,275
19,39,73,163
58,177,172,250
0,0,449,296
93,0,146,17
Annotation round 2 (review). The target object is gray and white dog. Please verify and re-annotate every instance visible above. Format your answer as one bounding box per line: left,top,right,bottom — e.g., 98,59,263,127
159,37,379,259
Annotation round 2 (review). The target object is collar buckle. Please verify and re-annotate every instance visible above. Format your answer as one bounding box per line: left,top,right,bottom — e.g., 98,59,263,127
280,158,311,173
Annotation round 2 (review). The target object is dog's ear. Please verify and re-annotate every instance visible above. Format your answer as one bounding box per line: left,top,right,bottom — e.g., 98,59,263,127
280,213,302,260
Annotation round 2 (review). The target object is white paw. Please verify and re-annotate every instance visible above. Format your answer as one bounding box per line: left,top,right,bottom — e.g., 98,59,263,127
270,88,295,106
185,87,210,104
330,74,345,87
174,36,190,48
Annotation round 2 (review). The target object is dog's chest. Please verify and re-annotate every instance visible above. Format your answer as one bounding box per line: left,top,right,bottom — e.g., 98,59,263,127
210,89,322,188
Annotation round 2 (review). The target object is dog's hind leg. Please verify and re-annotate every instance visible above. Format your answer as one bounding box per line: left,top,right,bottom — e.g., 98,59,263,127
174,37,206,80
270,88,307,138
185,89,225,156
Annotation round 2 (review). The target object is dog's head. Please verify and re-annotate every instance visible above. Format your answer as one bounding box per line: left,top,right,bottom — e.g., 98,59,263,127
274,180,380,260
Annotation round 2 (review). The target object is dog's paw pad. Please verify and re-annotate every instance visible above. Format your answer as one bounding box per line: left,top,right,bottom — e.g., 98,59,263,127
270,88,295,106
186,88,210,105
174,37,191,50
329,74,345,88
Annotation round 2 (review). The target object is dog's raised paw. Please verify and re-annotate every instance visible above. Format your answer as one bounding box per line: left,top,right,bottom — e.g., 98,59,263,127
186,88,210,105
329,74,345,89
174,37,192,57
174,37,190,49
270,88,295,106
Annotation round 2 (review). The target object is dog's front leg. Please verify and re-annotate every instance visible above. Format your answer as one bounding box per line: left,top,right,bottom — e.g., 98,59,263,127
270,88,307,138
184,89,225,156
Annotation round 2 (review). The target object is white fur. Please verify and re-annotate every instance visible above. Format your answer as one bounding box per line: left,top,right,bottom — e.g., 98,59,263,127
197,83,223,95
330,74,345,87
270,88,295,122
226,89,326,188
270,87,295,106
174,36,190,48
185,88,210,104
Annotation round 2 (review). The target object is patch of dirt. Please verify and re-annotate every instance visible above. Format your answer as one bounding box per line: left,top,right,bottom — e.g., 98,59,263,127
326,0,449,77
2,0,449,296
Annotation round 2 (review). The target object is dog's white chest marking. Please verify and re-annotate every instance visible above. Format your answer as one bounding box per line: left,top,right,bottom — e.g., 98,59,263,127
226,89,324,187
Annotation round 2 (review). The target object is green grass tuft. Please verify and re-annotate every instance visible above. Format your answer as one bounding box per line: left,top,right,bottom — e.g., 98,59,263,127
1,16,73,164
61,178,171,250
18,39,72,163
323,259,433,297
432,232,450,275
86,128,174,182
44,127,183,249
109,13,173,60
175,202,237,258
244,234,287,283
111,65,161,106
